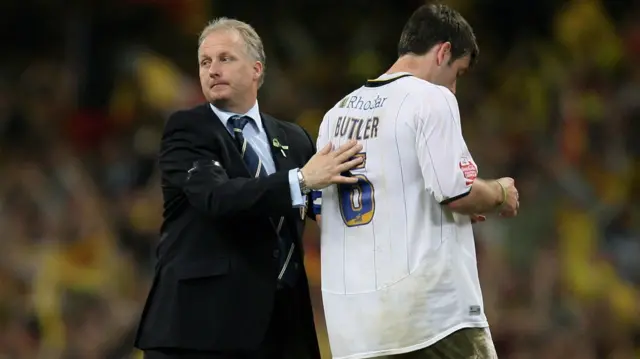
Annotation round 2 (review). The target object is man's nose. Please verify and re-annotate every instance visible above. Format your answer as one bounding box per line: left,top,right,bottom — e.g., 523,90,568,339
208,62,220,77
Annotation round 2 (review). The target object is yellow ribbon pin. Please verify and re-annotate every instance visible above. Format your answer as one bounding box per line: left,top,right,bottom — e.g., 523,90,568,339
272,138,288,157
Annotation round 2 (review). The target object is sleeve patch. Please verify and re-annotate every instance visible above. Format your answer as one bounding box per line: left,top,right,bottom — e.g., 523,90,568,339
459,157,478,186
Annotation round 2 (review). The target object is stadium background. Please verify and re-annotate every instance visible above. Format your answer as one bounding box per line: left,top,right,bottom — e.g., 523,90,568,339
0,0,639,357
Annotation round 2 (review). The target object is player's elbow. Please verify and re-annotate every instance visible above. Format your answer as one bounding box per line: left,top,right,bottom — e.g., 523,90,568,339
445,199,476,215
441,190,476,214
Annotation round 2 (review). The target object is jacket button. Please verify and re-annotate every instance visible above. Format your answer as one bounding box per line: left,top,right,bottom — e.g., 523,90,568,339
272,249,280,258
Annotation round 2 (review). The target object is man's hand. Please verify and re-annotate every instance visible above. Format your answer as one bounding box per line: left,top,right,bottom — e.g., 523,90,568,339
496,177,519,217
302,140,364,190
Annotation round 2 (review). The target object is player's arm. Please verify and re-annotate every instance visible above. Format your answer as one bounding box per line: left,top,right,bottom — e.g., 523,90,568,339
415,90,504,215
442,178,504,214
161,111,294,218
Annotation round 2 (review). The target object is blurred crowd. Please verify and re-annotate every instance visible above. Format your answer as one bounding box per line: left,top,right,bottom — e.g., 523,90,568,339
0,0,638,358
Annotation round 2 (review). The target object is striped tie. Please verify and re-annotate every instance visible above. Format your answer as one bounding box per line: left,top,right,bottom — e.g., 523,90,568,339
229,115,299,287
230,116,266,178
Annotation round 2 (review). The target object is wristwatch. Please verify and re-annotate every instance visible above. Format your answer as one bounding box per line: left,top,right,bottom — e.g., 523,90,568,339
297,169,311,195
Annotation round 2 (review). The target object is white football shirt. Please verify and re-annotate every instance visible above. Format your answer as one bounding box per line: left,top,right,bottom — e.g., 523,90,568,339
317,73,488,359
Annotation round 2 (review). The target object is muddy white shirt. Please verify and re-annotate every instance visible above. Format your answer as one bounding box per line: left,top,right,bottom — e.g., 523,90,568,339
317,73,488,359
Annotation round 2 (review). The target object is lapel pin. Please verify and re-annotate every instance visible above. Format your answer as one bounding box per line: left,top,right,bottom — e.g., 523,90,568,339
272,138,287,157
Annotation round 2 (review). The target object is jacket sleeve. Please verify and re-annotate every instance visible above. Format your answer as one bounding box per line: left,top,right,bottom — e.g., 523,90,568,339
159,111,294,218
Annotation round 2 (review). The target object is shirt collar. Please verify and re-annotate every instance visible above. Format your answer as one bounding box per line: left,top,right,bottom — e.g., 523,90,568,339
209,101,263,133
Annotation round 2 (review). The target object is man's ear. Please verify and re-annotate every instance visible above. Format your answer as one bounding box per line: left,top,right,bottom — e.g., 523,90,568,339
253,61,264,82
436,42,452,66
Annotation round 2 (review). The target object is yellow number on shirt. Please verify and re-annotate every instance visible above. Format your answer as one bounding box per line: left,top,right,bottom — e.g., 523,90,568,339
338,153,375,227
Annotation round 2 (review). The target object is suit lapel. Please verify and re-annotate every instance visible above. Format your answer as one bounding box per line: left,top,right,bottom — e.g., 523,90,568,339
261,113,304,243
203,106,299,240
260,113,296,171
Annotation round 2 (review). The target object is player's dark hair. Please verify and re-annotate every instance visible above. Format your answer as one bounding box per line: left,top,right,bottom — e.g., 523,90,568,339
397,3,479,66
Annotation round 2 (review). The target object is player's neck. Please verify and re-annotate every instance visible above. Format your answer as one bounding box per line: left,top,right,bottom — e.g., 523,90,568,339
386,55,434,83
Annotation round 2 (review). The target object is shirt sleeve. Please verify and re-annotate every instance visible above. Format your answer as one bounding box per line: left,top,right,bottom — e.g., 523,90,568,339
414,88,478,204
288,169,305,208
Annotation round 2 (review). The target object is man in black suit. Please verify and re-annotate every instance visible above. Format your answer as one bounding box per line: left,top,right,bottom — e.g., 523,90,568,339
134,17,363,359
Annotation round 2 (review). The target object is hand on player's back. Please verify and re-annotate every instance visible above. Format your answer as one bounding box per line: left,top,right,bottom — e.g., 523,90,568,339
302,140,364,190
496,177,519,217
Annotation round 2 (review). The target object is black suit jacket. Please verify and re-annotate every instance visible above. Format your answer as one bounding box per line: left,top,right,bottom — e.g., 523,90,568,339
134,104,320,356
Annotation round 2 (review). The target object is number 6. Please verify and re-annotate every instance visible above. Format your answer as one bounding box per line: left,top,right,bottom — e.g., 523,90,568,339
338,174,375,227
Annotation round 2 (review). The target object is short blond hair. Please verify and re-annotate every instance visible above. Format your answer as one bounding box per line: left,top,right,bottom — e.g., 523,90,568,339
198,18,266,87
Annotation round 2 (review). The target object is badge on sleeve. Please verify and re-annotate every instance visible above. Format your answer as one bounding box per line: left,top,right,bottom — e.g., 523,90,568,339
311,190,322,215
459,157,478,186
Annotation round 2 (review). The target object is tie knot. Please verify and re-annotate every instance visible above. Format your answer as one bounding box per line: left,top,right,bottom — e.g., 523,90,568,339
230,115,251,133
